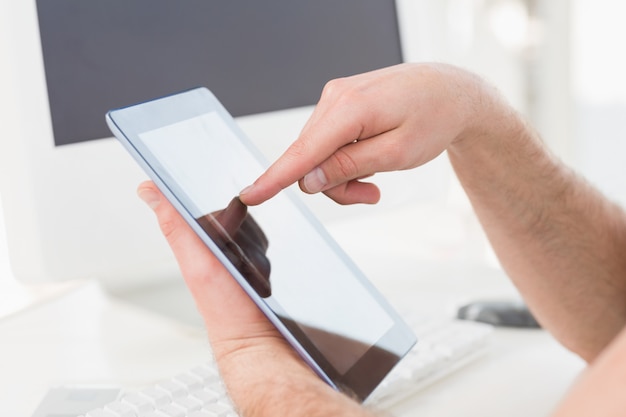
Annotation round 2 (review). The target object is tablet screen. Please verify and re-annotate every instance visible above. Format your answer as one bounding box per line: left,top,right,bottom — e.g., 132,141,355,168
138,112,394,375
107,87,415,400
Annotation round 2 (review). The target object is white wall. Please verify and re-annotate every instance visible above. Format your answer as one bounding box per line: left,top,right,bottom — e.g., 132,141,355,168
571,0,626,206
0,197,14,282
397,0,529,111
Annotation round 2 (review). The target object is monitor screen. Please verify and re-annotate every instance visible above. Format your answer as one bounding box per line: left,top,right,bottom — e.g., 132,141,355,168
36,0,403,146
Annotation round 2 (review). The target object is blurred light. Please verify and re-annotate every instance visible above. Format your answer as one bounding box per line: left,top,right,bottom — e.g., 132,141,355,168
573,0,626,103
488,0,529,48
447,0,476,54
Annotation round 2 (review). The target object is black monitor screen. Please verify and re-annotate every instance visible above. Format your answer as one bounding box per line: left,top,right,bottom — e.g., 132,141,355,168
36,0,403,146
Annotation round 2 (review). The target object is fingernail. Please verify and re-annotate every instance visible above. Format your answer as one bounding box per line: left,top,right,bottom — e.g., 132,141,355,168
303,167,327,193
239,184,254,196
137,188,161,210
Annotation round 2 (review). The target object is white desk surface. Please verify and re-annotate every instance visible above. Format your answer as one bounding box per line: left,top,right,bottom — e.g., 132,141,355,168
0,270,584,417
0,203,585,416
0,281,211,416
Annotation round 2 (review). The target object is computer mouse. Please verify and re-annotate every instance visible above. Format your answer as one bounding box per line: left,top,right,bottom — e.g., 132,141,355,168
457,300,541,328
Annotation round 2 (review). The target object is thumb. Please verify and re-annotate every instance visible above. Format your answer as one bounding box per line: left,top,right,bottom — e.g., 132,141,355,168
136,181,217,289
136,181,272,344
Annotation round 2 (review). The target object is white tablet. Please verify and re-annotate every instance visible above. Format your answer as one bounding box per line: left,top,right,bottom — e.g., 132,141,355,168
106,87,416,401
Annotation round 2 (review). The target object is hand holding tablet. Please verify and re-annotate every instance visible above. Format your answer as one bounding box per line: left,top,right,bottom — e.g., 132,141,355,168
106,88,415,401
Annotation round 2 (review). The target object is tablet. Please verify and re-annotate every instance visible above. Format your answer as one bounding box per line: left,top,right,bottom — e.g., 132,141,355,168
106,87,416,401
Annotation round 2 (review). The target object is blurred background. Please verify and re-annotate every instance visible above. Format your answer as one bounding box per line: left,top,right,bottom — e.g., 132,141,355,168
1,0,624,288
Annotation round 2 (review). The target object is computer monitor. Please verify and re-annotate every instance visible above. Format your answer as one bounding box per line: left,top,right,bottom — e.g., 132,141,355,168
0,1,406,288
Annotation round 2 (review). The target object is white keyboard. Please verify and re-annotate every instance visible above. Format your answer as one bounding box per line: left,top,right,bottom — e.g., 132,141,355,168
80,316,492,417
365,314,493,408
80,364,235,417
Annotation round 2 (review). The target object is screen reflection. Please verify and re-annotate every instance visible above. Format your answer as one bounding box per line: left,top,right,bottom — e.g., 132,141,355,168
196,196,272,298
194,195,397,377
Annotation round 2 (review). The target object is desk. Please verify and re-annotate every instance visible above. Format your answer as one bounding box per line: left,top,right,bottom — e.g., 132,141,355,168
0,203,585,417
365,266,584,417
391,329,583,417
0,281,211,417
0,273,584,417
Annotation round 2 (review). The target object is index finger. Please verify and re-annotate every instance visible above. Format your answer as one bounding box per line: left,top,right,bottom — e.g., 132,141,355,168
239,91,367,206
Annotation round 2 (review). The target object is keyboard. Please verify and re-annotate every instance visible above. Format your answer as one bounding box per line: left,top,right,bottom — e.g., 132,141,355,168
365,314,493,408
80,316,492,417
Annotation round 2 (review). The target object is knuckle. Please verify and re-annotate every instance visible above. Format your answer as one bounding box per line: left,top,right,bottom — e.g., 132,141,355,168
329,148,360,180
285,137,310,160
159,217,179,243
321,77,363,107
321,77,348,100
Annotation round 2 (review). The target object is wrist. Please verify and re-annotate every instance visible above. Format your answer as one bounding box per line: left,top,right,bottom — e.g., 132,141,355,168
214,339,371,417
450,71,523,154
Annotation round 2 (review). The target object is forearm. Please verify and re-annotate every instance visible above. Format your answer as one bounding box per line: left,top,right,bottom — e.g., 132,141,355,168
448,101,626,361
213,337,374,417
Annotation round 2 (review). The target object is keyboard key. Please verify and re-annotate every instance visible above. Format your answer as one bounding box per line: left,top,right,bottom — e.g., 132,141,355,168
155,403,186,417
156,380,187,400
172,397,203,413
189,365,221,384
189,389,221,405
173,373,204,392
85,409,117,417
188,412,214,417
121,393,155,414
137,387,171,408
104,401,136,417
201,402,232,417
